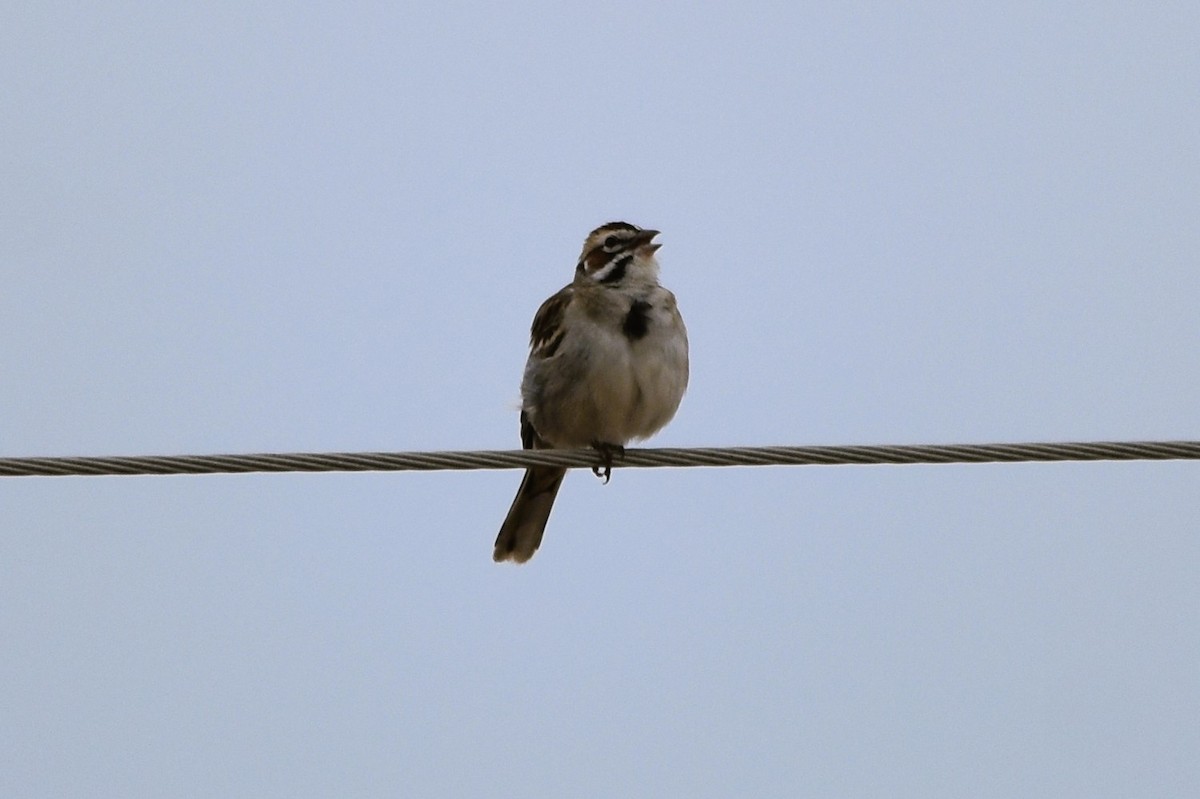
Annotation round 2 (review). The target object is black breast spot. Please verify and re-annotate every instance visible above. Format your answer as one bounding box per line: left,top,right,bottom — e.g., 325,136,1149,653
622,299,652,340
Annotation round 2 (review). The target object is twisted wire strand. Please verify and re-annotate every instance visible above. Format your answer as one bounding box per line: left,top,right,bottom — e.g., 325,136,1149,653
1,440,1198,478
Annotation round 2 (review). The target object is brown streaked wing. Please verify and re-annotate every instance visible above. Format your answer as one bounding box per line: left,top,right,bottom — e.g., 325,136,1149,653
529,287,571,358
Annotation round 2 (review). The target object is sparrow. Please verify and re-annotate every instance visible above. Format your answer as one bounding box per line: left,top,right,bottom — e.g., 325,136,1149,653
493,222,689,563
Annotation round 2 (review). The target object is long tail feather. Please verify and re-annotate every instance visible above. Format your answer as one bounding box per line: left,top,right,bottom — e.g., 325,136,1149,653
493,466,566,563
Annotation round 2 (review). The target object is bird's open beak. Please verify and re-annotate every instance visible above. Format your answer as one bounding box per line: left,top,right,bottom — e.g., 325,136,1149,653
636,229,662,253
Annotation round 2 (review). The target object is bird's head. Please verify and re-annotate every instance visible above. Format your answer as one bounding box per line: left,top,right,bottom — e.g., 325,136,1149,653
575,222,662,285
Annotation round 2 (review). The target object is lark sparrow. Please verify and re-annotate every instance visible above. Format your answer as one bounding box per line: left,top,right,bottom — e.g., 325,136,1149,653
493,222,689,563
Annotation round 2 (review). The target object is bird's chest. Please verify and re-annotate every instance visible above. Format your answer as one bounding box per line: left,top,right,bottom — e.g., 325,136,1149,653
525,288,687,447
580,293,676,375
578,296,685,424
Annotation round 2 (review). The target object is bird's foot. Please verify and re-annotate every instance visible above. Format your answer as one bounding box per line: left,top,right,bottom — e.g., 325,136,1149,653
589,441,625,484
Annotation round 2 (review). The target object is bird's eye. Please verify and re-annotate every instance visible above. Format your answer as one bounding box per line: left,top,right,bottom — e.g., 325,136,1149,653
603,235,621,250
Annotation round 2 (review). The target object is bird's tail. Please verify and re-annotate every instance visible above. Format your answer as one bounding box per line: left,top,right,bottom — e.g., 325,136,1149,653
493,466,566,563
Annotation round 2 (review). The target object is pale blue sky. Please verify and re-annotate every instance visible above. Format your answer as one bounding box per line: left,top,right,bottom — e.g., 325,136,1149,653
3,3,1199,797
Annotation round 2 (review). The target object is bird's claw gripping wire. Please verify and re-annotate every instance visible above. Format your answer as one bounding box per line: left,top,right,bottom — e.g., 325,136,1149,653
590,442,625,484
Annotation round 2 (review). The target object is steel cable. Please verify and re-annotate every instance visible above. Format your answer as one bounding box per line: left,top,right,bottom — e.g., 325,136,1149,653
2,440,1198,478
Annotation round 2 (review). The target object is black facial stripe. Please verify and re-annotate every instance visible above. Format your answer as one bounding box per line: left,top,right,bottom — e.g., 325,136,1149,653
599,254,633,284
622,299,652,340
589,238,632,259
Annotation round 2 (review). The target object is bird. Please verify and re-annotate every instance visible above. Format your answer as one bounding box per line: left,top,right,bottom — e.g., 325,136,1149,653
493,221,689,563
